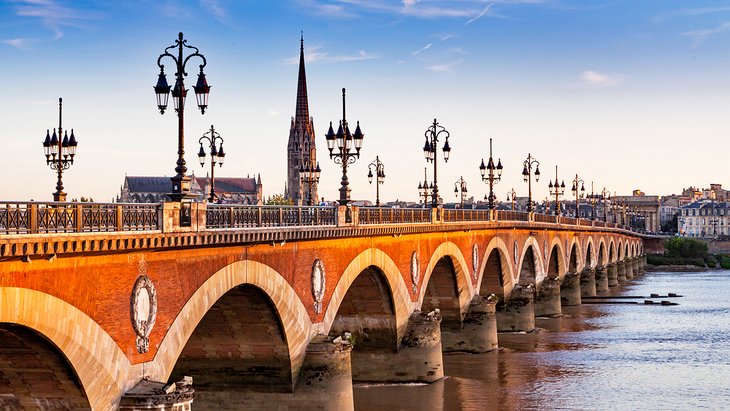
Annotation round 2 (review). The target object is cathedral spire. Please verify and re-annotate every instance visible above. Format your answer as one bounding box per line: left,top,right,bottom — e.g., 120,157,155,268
295,32,309,123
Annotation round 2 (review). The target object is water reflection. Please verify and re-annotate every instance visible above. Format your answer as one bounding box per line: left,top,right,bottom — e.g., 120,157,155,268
355,270,730,410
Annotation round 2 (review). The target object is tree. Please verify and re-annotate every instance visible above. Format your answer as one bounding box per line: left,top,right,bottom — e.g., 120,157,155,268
664,237,708,259
661,214,678,233
266,194,294,205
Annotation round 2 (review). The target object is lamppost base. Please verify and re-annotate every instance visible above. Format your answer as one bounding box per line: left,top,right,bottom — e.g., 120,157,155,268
52,192,67,202
168,175,192,202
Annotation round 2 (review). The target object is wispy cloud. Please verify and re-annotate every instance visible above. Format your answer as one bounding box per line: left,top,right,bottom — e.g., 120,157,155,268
285,45,378,64
200,0,227,20
653,6,730,22
580,70,623,87
465,2,495,25
412,42,432,55
268,109,280,116
427,60,461,72
8,0,102,40
2,38,32,50
440,33,455,41
683,21,730,47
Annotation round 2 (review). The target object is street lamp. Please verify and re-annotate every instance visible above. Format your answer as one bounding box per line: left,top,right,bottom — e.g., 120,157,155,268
42,98,78,202
570,174,586,218
423,119,451,208
587,181,597,220
418,167,432,208
154,32,210,201
548,165,565,216
197,125,226,203
506,188,517,211
599,187,611,222
479,138,503,209
611,191,619,223
325,88,364,206
367,155,385,207
454,176,468,208
521,153,541,212
300,159,321,206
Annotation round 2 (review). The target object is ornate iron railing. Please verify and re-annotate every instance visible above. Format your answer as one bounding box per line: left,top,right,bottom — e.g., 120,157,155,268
560,217,578,226
358,207,431,225
0,202,159,234
206,205,337,229
496,210,530,222
442,209,491,223
534,213,556,224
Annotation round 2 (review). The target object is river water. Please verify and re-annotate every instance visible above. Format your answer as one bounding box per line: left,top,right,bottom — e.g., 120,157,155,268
354,270,730,410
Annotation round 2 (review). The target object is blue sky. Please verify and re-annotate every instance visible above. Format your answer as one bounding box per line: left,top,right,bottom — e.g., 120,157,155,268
1,0,729,203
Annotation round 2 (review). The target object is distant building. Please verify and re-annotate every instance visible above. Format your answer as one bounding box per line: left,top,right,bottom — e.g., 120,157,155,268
678,201,729,238
118,174,262,205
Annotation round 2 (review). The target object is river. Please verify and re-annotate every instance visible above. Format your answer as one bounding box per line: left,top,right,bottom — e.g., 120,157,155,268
354,269,730,410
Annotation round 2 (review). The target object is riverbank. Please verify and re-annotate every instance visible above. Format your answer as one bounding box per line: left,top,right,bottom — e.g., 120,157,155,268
645,264,709,272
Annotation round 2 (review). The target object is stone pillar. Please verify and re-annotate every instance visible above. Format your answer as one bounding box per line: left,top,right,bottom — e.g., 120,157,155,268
595,266,609,293
625,259,634,279
442,295,498,353
496,285,535,332
641,255,647,272
616,261,627,282
560,272,581,306
580,268,597,297
351,311,443,383
632,258,640,276
534,277,562,317
293,337,354,410
607,263,618,287
119,378,194,411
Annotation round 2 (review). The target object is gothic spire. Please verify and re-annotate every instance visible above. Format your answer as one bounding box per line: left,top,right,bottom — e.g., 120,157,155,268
295,32,309,124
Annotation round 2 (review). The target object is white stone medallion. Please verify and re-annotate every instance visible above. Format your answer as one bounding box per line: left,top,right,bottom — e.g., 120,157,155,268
311,259,326,314
544,240,548,263
130,259,157,354
472,244,479,280
513,240,519,266
410,251,419,294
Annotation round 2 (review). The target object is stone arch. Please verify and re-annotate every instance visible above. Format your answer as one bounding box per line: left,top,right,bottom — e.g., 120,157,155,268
516,236,544,287
477,237,515,299
567,236,583,272
584,238,595,269
546,236,566,280
625,243,630,260
631,242,636,258
0,288,130,410
419,241,474,324
609,239,616,263
152,260,311,389
598,238,607,267
323,247,411,342
618,240,624,260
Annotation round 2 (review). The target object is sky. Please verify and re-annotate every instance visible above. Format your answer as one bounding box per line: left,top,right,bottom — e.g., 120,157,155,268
1,0,729,204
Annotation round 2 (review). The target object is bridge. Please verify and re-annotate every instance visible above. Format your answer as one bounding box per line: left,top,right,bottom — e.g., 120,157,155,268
0,201,646,410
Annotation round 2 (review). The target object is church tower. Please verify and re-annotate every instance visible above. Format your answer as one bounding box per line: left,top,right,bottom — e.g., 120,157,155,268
286,35,318,205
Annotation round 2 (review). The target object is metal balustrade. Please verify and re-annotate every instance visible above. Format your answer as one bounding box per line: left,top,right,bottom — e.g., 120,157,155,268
0,202,159,234
0,201,640,235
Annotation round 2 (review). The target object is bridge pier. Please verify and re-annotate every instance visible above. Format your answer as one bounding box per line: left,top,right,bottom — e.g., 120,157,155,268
496,285,535,332
441,296,498,353
607,264,618,287
291,337,354,410
625,259,635,279
351,311,443,383
641,255,647,273
534,277,562,317
119,378,194,411
595,266,609,293
560,272,582,306
616,261,627,282
580,268,597,297
633,258,641,275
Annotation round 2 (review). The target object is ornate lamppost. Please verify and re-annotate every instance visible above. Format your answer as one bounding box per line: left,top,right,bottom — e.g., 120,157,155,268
423,119,451,208
324,88,364,206
600,187,611,222
42,98,78,202
300,160,321,206
367,155,385,207
479,138,503,209
506,188,517,211
588,181,597,220
417,167,432,208
570,173,586,218
454,176,468,208
548,165,565,216
154,32,210,201
521,153,541,212
197,125,226,203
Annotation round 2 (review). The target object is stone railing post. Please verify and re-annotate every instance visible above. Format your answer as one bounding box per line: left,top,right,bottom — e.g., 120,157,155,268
430,207,440,224
257,207,263,227
528,211,535,223
351,206,360,226
74,204,83,232
337,205,349,226
159,201,207,233
29,203,38,234
116,205,124,231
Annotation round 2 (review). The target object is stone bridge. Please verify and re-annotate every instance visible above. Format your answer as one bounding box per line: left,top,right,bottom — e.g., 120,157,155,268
0,202,646,410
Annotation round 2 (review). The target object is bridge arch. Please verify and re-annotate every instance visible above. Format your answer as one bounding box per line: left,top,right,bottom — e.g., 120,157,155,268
323,247,411,342
0,287,130,410
516,236,545,287
419,241,474,323
584,237,596,269
609,239,616,263
624,243,630,260
545,236,567,280
477,237,515,299
597,238,608,267
567,236,583,272
153,260,311,388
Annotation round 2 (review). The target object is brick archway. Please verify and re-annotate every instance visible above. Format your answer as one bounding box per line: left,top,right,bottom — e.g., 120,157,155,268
609,239,617,263
419,241,474,322
568,236,584,272
516,236,545,287
584,237,596,269
547,236,567,280
152,260,311,386
477,237,514,298
0,287,130,410
322,247,411,342
598,238,608,267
